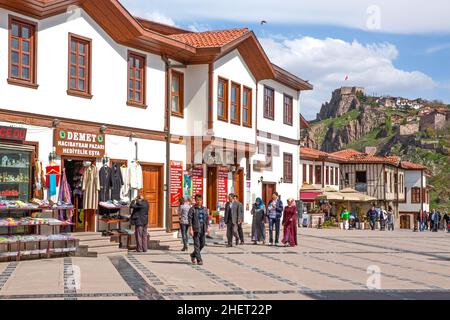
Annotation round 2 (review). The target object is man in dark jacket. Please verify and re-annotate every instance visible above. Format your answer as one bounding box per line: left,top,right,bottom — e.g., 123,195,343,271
224,193,238,247
367,206,378,231
233,194,245,245
267,192,283,246
188,194,209,265
130,195,149,252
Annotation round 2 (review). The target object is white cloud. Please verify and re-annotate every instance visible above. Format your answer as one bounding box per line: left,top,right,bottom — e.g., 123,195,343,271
122,0,450,34
260,36,436,119
143,11,177,27
425,43,450,54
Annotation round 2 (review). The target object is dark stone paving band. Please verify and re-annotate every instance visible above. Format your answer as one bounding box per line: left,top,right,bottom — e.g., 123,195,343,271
109,256,164,300
63,257,77,301
127,253,181,299
0,292,137,299
169,252,257,299
0,262,18,292
1,289,450,300
300,243,443,290
302,233,450,262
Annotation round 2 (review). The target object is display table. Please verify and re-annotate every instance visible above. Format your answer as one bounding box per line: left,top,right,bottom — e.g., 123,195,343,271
0,203,77,261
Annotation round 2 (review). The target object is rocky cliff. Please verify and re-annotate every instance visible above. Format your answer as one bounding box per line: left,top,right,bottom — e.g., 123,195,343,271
321,107,386,152
316,87,363,120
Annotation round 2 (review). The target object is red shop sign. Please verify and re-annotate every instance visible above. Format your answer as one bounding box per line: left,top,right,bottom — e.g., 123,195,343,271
170,160,183,207
191,165,204,197
0,126,27,142
217,166,229,208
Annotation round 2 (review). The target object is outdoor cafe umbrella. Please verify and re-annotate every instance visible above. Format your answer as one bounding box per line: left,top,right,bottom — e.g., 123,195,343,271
339,188,377,202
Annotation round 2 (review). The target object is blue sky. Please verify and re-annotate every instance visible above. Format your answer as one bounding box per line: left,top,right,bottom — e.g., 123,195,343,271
121,0,450,119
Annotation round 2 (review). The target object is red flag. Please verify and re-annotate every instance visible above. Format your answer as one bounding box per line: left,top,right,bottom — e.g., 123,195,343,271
344,75,349,81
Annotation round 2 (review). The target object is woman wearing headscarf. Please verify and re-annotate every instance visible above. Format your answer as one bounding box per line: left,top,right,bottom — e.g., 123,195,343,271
282,198,298,247
251,198,266,245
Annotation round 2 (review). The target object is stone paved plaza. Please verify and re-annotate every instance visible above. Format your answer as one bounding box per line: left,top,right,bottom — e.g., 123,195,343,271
0,228,449,300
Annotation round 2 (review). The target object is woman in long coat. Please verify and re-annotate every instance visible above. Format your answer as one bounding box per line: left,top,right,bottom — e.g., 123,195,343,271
282,198,298,247
251,198,266,245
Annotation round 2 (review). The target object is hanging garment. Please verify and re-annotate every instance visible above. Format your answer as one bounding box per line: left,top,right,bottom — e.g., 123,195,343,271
33,160,46,199
120,166,130,200
111,164,124,201
45,165,60,188
98,166,112,202
58,169,73,221
49,174,57,197
82,165,100,210
129,162,143,190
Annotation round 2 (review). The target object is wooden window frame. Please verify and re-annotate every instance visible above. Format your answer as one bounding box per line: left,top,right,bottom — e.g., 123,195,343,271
283,94,293,126
283,153,293,184
411,187,421,203
309,164,313,185
127,51,147,108
334,167,339,186
8,15,38,89
242,86,252,128
217,77,229,122
315,165,322,185
302,163,310,184
67,33,92,99
230,82,241,125
325,166,329,185
263,85,275,120
170,70,184,117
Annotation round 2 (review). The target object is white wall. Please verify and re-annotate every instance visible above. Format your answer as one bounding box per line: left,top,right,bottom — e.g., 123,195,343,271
299,159,340,190
400,170,429,213
0,8,166,132
258,79,300,141
213,50,256,144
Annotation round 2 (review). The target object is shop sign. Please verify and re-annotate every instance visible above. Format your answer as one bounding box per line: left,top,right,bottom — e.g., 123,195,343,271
217,166,229,207
0,126,27,142
191,165,204,197
54,129,105,158
170,160,183,207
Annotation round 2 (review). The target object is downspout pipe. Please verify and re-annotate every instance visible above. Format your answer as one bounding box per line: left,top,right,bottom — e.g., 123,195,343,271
162,55,186,233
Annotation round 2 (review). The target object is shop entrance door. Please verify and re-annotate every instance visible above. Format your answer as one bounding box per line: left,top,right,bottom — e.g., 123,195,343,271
207,166,218,212
141,164,163,228
262,182,276,206
400,215,410,229
233,168,244,203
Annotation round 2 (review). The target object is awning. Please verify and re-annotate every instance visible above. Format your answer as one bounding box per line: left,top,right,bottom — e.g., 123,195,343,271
300,191,322,202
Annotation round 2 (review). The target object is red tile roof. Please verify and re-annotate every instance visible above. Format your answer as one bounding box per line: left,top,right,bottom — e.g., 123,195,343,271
400,161,427,170
300,147,329,158
168,28,249,48
330,149,363,159
330,149,400,166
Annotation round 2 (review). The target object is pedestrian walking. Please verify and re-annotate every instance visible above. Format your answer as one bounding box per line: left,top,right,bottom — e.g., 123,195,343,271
234,194,245,245
130,195,149,253
443,211,450,233
178,197,192,252
267,192,283,246
367,205,378,231
188,194,209,265
224,193,238,247
380,207,387,231
431,209,439,232
386,206,394,231
340,207,350,230
417,209,425,232
251,198,266,245
281,198,298,247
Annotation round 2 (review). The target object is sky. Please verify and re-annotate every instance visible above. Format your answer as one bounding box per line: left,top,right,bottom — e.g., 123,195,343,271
121,0,450,120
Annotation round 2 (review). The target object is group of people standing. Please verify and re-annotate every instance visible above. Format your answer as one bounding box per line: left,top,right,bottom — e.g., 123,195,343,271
245,192,298,247
176,191,301,265
365,205,395,231
417,209,449,232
